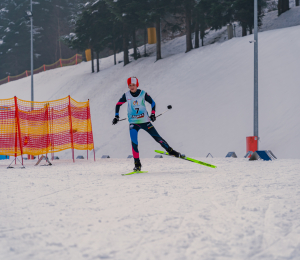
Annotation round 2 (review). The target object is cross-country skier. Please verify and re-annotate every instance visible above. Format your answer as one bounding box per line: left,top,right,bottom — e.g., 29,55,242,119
112,77,182,172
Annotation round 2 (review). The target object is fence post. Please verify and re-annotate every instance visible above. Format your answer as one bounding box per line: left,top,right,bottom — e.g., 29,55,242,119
8,76,10,82
60,59,62,67
14,96,24,165
45,103,49,161
51,107,54,160
14,97,17,164
26,71,28,77
87,100,89,160
76,54,78,65
44,65,46,71
68,95,75,162
87,99,95,161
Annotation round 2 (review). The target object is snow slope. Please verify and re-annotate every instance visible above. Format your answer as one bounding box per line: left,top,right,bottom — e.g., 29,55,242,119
261,6,300,32
1,158,300,259
1,24,300,159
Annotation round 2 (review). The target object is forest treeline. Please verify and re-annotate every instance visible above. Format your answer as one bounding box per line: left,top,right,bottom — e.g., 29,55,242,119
64,0,276,69
0,0,294,78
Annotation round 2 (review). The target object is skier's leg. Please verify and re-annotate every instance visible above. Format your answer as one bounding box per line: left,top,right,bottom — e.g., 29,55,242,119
129,124,142,170
141,122,181,157
142,122,182,157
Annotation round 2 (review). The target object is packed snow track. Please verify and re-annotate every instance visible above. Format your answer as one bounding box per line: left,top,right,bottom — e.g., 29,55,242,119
1,157,300,259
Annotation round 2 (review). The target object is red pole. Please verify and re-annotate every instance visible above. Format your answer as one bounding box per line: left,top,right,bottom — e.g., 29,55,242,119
14,97,17,164
8,76,10,83
87,100,89,160
44,65,46,71
51,107,54,160
87,100,96,161
26,70,28,77
60,59,62,67
68,96,75,162
14,96,24,165
45,103,49,161
76,54,78,65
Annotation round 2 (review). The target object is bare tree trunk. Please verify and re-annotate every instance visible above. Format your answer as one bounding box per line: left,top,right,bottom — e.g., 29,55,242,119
96,52,100,72
156,15,162,61
242,25,247,36
132,28,137,60
296,0,300,6
194,15,199,49
123,22,129,66
185,0,193,52
144,28,147,57
278,0,282,16
113,39,116,65
200,26,205,46
278,0,289,15
249,27,253,35
284,0,290,12
91,49,94,73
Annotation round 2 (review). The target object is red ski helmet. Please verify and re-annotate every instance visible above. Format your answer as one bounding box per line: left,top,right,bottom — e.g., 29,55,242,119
127,77,139,87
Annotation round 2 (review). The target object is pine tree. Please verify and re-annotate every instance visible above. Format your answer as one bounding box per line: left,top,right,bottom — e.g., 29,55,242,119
185,0,195,52
63,1,111,72
0,0,81,79
146,0,173,61
232,0,266,36
104,0,133,66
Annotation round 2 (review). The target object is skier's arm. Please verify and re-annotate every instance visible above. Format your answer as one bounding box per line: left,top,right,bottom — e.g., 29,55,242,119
145,93,156,114
115,94,127,117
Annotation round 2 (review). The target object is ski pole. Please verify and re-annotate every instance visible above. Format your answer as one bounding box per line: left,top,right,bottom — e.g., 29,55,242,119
118,105,172,122
156,105,172,118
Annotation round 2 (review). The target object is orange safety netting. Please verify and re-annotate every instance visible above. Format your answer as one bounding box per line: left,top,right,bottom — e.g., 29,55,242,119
0,54,83,86
0,96,94,160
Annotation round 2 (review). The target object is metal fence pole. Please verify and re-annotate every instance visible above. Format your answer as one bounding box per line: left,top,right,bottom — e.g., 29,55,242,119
254,0,259,148
30,0,34,105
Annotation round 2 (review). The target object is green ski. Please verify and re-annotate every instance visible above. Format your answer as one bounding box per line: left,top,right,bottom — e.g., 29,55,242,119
155,150,217,168
122,171,148,176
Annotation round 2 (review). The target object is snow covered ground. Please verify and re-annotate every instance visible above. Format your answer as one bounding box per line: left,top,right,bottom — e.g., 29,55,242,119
1,158,300,259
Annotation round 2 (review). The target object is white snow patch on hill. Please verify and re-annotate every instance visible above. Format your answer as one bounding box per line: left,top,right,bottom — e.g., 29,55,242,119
1,24,300,159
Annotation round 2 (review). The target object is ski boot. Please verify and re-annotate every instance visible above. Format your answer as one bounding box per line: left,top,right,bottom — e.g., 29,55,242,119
167,148,183,158
133,159,142,172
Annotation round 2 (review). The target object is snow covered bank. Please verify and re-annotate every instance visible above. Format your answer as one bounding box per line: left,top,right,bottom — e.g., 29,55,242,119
1,24,300,159
232,6,300,37
261,6,300,32
1,158,300,259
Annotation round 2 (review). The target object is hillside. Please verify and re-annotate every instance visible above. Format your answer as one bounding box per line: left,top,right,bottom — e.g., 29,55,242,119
1,23,300,159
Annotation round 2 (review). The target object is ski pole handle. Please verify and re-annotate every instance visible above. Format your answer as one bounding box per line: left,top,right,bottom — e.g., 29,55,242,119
156,109,168,118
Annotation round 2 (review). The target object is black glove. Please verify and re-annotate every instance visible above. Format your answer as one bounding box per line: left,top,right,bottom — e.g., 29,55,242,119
112,115,119,125
150,113,156,122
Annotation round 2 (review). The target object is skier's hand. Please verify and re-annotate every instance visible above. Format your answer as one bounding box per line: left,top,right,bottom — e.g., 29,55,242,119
112,115,119,125
150,113,156,122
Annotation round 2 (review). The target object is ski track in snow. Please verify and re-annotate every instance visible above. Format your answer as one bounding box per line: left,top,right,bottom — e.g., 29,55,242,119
1,158,300,259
